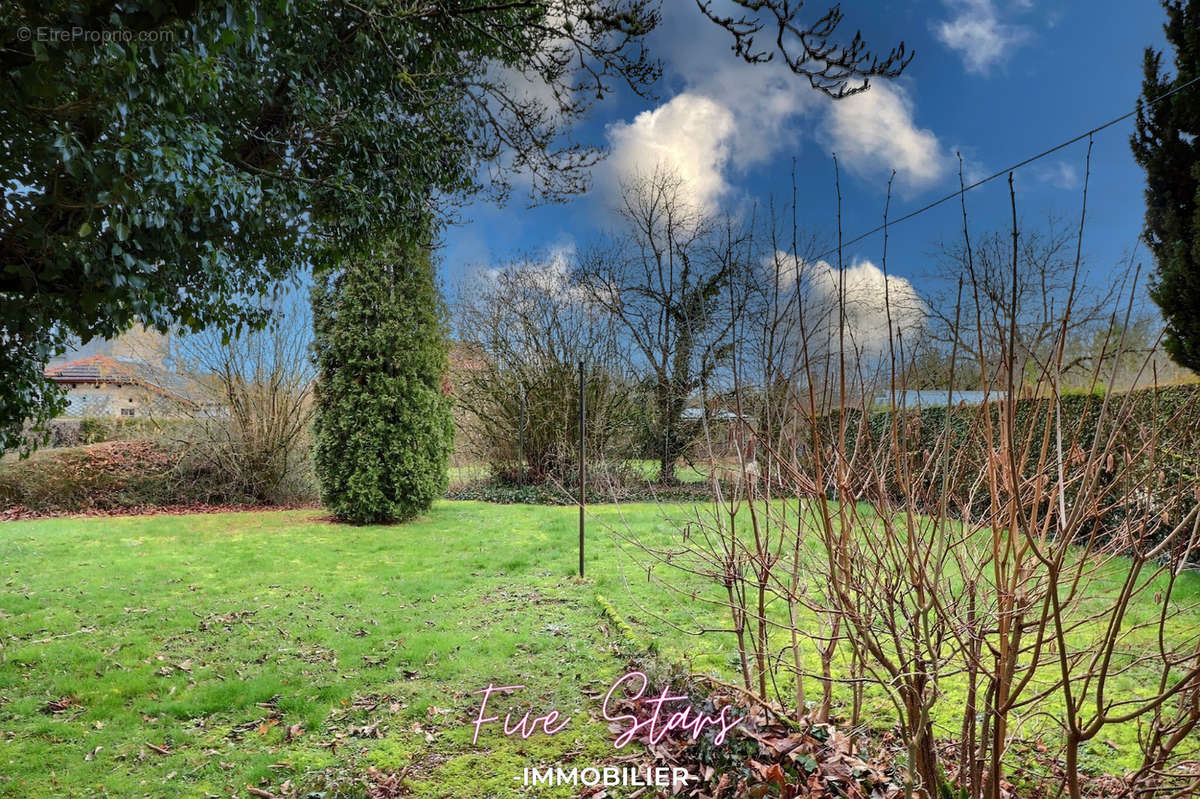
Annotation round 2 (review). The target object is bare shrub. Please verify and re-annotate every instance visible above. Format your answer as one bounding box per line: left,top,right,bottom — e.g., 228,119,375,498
605,161,1200,799
172,292,317,505
455,253,639,486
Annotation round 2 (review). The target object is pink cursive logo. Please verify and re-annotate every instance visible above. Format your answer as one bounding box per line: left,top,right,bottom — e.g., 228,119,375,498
469,671,741,749
471,684,572,744
601,671,740,748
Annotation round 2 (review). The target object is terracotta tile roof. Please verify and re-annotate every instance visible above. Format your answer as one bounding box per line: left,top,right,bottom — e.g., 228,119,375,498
44,355,138,383
44,355,196,405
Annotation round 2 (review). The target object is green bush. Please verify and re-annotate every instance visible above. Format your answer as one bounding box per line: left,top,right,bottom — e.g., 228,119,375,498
312,229,454,524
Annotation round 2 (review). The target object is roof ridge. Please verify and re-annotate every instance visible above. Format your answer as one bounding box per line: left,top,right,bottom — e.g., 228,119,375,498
45,354,137,377
44,356,197,407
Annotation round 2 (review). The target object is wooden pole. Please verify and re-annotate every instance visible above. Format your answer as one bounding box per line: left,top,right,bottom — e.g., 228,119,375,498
578,359,585,578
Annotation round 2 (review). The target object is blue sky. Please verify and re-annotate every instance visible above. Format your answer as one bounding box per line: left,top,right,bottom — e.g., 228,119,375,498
440,0,1171,311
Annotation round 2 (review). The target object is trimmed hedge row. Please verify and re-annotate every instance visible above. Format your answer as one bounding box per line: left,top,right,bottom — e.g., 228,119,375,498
838,383,1200,532
0,440,271,513
443,478,714,505
26,417,190,449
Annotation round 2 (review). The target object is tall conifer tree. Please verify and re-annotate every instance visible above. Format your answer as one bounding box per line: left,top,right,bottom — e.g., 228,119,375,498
1132,0,1200,370
312,227,453,524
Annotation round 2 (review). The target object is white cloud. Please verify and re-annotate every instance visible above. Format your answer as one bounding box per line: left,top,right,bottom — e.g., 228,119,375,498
809,258,927,357
771,253,927,361
934,0,1031,74
1033,161,1079,190
599,3,953,206
656,17,814,174
485,244,579,300
598,3,818,211
603,57,948,206
604,93,737,212
821,82,951,190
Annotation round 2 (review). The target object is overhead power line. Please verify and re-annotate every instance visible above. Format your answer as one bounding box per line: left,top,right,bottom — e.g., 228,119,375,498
812,73,1200,263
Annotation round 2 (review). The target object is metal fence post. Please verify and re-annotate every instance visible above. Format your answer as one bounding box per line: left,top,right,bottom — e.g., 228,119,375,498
518,385,526,485
578,359,585,578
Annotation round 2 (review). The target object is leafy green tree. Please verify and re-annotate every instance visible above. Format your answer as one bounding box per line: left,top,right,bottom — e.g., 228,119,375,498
1132,0,1200,370
312,229,453,524
0,0,659,450
2,0,910,451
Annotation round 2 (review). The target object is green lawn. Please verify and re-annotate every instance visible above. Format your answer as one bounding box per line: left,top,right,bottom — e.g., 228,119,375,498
0,503,730,798
2,502,1197,797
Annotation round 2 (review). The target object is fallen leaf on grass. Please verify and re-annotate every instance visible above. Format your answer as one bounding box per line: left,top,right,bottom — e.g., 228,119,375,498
348,721,383,739
365,767,406,799
602,670,904,799
41,696,82,715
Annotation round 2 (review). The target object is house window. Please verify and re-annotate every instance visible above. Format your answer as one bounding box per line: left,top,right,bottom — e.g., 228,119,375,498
120,408,135,418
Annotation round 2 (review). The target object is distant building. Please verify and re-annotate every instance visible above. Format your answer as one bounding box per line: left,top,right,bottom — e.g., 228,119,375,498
680,407,745,422
44,355,199,418
871,389,1004,409
445,341,490,466
44,326,215,419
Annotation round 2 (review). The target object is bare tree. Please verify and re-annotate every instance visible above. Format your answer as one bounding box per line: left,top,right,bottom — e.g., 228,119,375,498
928,218,1119,391
578,167,750,484
695,0,913,97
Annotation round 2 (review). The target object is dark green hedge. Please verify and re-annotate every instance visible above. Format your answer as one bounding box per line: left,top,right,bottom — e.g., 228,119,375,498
836,384,1200,535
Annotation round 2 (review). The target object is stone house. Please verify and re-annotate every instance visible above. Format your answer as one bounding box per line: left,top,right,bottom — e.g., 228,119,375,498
43,355,200,419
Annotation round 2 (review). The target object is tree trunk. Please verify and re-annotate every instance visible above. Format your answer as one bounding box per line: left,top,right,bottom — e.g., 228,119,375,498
1064,735,1081,799
901,674,940,798
914,729,940,799
658,453,676,484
